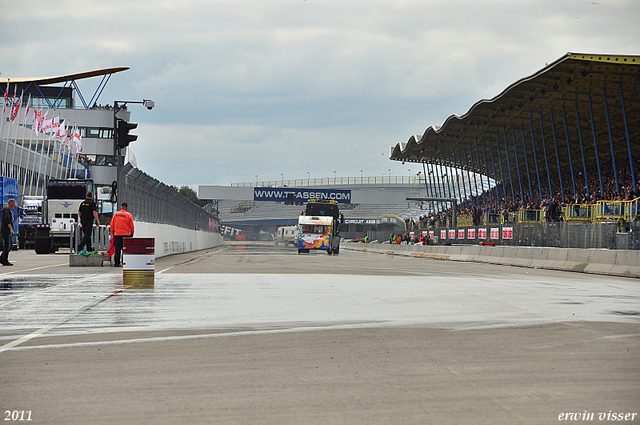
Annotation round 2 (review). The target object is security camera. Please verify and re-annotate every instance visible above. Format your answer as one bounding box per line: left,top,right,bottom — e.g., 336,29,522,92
143,100,155,110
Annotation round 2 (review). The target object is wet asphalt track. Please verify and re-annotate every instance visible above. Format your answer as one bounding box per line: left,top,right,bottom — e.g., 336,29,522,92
1,242,639,424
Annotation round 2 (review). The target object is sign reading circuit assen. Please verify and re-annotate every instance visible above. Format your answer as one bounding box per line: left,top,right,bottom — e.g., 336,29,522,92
253,187,352,203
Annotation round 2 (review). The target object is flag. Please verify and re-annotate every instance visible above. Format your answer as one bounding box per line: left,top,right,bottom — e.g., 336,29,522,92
10,90,22,121
43,118,52,134
22,94,31,126
2,81,8,115
72,126,82,155
127,147,137,168
40,110,49,133
33,109,42,132
50,116,60,138
58,120,67,143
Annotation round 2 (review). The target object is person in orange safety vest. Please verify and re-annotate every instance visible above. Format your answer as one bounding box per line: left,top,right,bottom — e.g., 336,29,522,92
110,203,135,267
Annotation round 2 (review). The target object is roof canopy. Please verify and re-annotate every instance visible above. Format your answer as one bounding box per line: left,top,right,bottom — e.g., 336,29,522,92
389,52,640,202
0,67,129,85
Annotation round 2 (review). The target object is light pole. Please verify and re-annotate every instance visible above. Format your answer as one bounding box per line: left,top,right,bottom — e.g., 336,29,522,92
281,173,284,186
255,175,258,186
113,99,154,207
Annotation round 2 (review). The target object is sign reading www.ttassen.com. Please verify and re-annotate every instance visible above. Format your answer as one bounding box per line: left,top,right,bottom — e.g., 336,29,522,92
253,187,352,203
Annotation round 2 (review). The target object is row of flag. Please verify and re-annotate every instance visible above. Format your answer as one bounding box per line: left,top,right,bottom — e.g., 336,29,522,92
2,82,83,155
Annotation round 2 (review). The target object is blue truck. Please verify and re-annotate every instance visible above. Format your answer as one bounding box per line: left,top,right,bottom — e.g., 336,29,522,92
0,177,19,250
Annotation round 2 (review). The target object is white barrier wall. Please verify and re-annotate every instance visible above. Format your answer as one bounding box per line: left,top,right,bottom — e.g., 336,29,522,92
343,242,640,278
133,221,223,258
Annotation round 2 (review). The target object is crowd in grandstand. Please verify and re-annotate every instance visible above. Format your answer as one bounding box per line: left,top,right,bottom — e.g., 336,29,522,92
410,156,639,229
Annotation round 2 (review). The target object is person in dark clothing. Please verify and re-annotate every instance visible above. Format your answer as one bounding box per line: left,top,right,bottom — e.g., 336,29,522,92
77,192,100,252
1,198,16,266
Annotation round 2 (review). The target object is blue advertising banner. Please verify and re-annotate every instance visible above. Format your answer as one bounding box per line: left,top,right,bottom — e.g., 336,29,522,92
253,187,352,203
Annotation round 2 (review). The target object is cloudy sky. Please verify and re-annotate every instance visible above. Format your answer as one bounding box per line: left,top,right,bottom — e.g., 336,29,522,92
3,0,639,187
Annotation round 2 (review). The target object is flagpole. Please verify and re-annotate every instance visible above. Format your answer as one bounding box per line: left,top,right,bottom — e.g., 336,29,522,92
63,118,71,179
45,120,57,183
9,92,24,179
62,117,70,179
17,94,31,193
34,108,48,196
65,133,72,180
4,86,17,169
51,116,62,179
72,123,79,179
38,115,50,196
24,125,35,196
25,108,41,196
0,79,9,177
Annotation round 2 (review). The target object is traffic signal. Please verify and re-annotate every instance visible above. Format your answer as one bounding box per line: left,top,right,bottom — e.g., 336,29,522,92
116,118,138,149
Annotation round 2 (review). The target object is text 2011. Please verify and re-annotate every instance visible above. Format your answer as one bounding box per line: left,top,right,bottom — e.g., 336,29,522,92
4,411,32,421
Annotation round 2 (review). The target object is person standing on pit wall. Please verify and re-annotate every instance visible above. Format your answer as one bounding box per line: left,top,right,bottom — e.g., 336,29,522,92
77,192,100,253
110,202,135,267
0,198,16,266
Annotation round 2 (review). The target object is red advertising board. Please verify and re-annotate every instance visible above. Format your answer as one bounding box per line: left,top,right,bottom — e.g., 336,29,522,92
448,230,456,239
502,227,513,239
458,229,465,239
429,231,434,239
467,229,476,239
478,228,487,239
441,230,447,240
490,228,500,239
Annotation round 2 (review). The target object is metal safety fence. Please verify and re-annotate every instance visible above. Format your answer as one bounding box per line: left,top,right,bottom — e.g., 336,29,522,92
118,164,219,232
70,224,111,254
374,222,639,250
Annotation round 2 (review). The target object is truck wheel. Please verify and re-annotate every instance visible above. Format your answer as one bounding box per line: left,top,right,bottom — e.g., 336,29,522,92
327,249,332,255
333,246,340,255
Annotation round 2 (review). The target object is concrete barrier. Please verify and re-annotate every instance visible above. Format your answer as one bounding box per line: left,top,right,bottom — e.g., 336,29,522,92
613,250,640,277
544,248,570,271
584,249,617,276
134,221,223,258
343,242,640,278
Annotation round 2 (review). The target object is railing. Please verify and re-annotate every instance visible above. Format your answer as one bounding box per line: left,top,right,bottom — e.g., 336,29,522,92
231,176,430,187
70,224,111,254
594,200,625,222
564,204,594,222
483,213,504,225
518,209,543,223
457,216,474,227
625,197,640,221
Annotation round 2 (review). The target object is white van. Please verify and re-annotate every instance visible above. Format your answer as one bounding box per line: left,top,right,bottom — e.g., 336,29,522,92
275,225,299,247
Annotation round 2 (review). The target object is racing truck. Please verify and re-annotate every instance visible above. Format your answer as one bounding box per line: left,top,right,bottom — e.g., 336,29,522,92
297,199,343,255
34,179,96,254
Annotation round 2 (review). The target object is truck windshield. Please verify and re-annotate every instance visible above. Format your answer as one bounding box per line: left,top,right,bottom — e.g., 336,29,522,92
302,225,329,234
47,185,87,199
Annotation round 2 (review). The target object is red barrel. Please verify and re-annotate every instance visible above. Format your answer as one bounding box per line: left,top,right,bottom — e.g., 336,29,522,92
123,238,155,287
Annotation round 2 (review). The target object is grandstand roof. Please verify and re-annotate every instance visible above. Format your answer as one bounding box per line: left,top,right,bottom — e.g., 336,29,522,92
389,52,639,198
0,67,130,85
